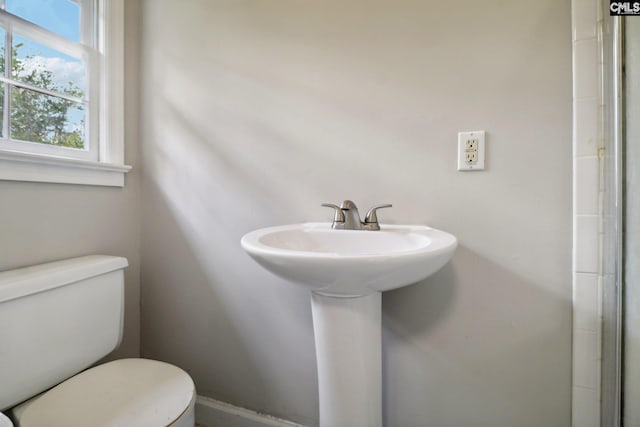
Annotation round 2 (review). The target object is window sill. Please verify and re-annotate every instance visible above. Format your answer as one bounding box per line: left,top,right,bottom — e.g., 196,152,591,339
0,149,131,187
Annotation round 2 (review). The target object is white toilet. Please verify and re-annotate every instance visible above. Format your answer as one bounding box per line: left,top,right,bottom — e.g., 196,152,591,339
0,255,196,427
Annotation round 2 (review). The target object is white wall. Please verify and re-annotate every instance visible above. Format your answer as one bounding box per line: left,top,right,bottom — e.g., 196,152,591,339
139,1,573,426
0,0,142,359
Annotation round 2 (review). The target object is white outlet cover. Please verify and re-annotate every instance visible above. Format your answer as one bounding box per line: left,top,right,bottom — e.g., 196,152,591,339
457,130,485,171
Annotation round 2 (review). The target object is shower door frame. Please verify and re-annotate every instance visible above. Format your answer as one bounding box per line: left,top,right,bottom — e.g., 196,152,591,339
601,14,624,427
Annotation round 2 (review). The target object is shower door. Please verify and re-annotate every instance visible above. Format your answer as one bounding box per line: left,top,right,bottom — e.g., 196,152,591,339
623,17,640,427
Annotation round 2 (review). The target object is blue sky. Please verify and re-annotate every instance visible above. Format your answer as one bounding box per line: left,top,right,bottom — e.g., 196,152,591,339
6,0,86,93
7,0,80,42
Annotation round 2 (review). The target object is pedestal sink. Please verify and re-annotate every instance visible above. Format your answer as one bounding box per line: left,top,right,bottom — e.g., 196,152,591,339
241,222,457,427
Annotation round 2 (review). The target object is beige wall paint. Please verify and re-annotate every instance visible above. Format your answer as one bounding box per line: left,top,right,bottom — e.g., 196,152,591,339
0,0,142,359
139,1,572,426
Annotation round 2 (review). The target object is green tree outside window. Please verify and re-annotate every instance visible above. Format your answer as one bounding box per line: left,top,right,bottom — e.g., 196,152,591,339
1,43,85,149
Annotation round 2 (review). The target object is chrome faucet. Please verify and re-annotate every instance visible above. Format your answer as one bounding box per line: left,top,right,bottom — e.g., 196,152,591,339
321,200,392,231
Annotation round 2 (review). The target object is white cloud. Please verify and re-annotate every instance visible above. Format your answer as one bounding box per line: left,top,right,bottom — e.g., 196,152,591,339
18,55,85,93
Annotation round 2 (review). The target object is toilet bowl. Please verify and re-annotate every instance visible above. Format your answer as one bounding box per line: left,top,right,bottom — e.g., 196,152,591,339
0,256,196,427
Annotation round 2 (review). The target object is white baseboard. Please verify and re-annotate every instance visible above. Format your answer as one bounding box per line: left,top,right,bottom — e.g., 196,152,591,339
195,395,307,427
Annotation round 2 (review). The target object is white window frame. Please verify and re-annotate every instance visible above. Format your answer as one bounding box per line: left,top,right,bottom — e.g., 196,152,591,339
0,0,130,187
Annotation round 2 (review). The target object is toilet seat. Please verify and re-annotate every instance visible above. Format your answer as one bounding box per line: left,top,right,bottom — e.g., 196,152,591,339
0,413,13,427
12,358,195,427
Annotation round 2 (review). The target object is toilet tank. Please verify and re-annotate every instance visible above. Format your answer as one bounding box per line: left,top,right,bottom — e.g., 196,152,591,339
0,255,128,410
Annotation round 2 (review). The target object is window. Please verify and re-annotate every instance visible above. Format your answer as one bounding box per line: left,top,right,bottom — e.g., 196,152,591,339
0,0,129,187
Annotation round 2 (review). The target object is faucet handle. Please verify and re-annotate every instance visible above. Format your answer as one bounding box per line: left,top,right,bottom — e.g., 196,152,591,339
364,204,392,224
321,203,346,223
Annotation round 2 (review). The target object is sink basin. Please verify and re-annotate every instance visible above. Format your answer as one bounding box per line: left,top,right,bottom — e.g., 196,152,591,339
242,221,457,426
241,222,457,296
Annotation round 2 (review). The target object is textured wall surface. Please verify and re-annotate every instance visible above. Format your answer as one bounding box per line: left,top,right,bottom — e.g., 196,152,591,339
138,1,573,426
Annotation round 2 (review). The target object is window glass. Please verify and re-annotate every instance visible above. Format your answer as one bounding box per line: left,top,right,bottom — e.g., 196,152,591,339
0,84,4,139
6,0,81,42
0,0,93,159
0,27,4,75
0,0,127,185
10,86,85,149
0,27,4,139
11,34,86,97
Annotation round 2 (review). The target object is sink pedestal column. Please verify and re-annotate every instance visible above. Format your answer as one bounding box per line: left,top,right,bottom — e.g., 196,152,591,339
311,292,382,427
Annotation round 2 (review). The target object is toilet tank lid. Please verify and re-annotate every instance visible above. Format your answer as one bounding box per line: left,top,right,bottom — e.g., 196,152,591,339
0,255,128,303
12,358,195,427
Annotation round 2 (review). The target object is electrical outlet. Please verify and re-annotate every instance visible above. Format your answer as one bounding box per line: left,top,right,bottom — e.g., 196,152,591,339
457,131,485,171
